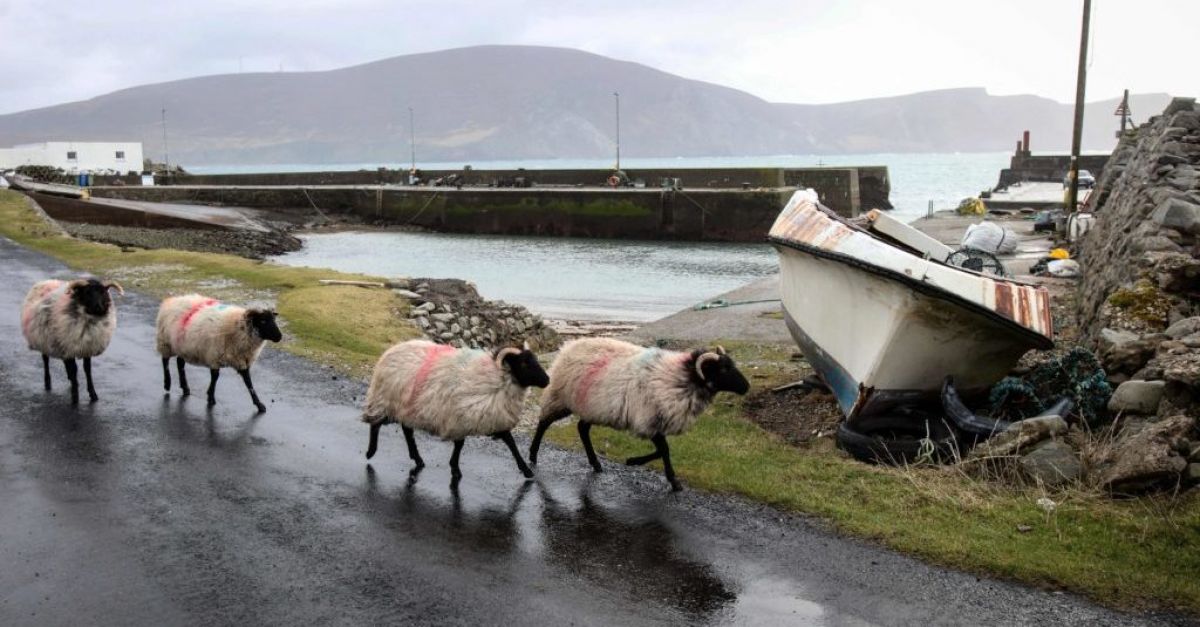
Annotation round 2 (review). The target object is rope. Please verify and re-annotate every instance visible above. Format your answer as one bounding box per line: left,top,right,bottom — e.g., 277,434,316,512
678,190,712,216
301,188,331,223
404,190,442,226
692,298,781,311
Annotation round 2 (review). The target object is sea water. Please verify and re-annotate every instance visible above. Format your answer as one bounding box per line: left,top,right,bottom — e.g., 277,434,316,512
262,153,1006,320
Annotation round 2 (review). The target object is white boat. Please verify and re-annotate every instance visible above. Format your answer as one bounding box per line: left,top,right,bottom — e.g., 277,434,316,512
769,190,1053,421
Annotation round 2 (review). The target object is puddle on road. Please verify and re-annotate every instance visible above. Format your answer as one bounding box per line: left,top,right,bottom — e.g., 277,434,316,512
724,575,834,626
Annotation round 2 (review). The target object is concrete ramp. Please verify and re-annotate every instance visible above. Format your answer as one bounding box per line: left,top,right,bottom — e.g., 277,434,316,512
21,191,271,232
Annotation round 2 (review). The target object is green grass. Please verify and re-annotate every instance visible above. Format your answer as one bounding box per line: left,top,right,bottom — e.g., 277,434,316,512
546,340,1200,615
0,190,419,374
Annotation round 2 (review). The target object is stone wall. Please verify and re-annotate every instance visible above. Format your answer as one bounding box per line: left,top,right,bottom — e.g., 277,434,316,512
90,185,793,242
396,278,559,351
90,166,891,216
1076,96,1200,430
996,154,1109,189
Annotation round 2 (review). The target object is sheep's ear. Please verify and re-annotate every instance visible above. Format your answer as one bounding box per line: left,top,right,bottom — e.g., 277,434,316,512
104,281,124,295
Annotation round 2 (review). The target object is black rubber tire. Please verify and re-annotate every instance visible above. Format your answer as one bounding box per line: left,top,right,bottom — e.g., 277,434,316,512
836,415,960,465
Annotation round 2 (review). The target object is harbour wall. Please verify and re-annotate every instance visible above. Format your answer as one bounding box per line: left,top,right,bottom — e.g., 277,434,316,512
92,165,891,217
995,134,1109,189
89,185,794,242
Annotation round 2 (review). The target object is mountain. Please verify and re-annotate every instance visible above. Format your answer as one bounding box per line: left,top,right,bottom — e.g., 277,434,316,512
0,45,1173,167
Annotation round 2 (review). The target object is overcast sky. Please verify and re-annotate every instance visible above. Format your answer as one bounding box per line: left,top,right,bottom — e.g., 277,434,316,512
0,0,1195,114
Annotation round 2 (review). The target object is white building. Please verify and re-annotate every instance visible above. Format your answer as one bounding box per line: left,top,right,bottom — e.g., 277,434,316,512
0,141,145,174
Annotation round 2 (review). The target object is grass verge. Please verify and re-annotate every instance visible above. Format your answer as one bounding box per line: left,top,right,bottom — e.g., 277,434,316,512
0,190,419,376
546,340,1200,615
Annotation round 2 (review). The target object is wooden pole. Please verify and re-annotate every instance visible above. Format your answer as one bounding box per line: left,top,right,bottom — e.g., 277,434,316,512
1066,0,1092,215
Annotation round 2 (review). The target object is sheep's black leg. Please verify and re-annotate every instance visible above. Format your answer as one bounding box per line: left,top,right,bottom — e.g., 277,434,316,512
177,358,189,396
63,358,79,404
578,421,603,473
42,354,51,390
402,426,424,468
206,369,220,406
652,433,682,492
238,368,266,413
495,430,534,479
528,409,571,465
161,357,171,392
82,358,98,402
449,439,465,481
625,448,663,466
366,422,382,459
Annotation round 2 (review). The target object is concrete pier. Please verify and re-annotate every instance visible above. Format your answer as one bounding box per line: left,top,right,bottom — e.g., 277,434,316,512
90,184,794,242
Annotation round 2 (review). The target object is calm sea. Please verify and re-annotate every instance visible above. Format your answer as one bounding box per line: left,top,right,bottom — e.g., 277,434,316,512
261,153,1008,321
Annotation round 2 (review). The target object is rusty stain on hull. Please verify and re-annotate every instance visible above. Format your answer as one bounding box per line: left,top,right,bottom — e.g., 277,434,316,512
771,195,1053,340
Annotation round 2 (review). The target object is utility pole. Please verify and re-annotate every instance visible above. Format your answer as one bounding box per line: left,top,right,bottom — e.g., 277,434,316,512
1066,0,1092,215
613,91,621,170
161,106,170,180
408,106,416,174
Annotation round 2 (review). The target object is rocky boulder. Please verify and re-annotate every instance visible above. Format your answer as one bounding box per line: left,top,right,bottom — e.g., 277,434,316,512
1098,328,1159,375
1107,380,1166,415
1166,316,1200,339
965,415,1068,460
1019,440,1083,488
1092,415,1196,495
1151,197,1200,234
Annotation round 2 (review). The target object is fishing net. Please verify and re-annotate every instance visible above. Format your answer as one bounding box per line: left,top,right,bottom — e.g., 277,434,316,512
988,348,1112,425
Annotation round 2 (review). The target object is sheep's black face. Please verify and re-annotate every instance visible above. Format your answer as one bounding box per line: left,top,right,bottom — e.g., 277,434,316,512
72,279,112,317
504,350,550,388
248,309,283,342
698,353,750,396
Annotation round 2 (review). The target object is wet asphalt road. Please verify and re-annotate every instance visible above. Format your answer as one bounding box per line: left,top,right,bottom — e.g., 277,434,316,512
0,236,1186,626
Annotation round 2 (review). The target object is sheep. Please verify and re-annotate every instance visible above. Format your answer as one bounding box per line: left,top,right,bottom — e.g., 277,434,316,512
528,338,750,491
362,339,549,483
21,278,124,403
156,294,282,413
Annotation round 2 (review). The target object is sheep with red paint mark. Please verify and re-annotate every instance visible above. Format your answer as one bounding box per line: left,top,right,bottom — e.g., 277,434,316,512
529,338,750,491
21,278,123,403
156,293,282,412
362,339,549,483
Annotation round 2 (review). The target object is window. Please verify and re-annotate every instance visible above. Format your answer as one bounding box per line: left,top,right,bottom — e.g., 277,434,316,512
115,150,125,160
66,151,77,160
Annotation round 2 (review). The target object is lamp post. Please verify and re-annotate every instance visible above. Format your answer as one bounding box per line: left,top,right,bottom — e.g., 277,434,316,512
408,106,416,174
161,106,170,180
613,91,621,170
1066,0,1092,214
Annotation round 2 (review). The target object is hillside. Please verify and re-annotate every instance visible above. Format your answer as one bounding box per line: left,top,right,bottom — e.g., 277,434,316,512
0,45,1172,166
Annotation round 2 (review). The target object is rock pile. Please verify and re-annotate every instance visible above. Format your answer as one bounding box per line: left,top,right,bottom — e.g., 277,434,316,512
1072,97,1200,493
397,278,560,351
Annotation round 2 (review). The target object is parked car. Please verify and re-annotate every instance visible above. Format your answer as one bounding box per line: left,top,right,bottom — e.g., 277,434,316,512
1063,169,1096,188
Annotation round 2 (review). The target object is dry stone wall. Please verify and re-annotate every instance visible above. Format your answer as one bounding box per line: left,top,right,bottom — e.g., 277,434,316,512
396,278,560,352
1073,97,1200,492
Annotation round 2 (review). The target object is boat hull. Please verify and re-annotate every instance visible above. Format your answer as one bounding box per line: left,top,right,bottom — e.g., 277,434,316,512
768,190,1053,421
777,246,1041,419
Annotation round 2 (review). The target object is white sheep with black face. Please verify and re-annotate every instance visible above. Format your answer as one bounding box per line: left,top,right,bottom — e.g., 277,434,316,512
528,338,750,491
21,278,123,403
155,294,282,413
362,339,549,484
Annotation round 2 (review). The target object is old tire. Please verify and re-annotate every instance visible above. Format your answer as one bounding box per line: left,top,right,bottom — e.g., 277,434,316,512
836,415,960,465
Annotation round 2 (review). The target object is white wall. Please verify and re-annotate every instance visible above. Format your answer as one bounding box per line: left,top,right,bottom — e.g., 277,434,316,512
0,142,145,173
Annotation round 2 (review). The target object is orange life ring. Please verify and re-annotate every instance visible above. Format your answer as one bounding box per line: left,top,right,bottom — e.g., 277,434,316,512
607,175,620,187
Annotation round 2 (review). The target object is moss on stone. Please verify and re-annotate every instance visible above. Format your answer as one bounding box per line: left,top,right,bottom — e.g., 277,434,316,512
1106,279,1172,330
